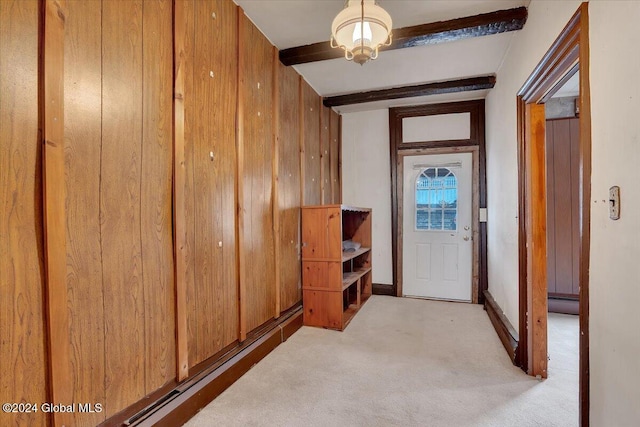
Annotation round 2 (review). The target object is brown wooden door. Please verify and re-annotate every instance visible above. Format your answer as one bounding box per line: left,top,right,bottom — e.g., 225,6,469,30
546,118,580,313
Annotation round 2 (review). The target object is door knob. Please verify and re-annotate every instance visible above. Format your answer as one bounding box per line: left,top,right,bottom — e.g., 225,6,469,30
464,226,470,231
463,236,470,241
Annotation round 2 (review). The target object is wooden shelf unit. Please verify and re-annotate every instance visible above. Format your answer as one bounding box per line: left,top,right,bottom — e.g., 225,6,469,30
301,205,372,330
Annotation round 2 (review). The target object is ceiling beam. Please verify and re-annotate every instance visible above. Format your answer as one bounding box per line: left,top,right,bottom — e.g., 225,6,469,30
322,75,496,108
279,7,527,66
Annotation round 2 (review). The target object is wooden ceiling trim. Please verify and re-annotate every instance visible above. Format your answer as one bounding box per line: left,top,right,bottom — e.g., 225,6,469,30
323,75,496,108
279,7,528,66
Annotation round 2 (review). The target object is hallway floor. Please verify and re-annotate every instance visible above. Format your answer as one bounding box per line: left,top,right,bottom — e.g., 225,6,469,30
185,296,579,427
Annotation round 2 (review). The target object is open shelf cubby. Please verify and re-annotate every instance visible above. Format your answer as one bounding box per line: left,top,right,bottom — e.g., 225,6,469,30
301,205,372,331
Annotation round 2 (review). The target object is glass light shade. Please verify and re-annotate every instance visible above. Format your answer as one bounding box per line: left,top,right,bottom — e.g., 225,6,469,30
331,0,392,65
352,21,373,45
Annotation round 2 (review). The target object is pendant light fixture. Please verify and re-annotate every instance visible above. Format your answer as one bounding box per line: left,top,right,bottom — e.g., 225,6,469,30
330,0,393,65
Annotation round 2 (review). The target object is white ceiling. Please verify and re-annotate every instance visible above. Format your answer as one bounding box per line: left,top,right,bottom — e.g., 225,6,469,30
235,0,531,112
551,71,580,99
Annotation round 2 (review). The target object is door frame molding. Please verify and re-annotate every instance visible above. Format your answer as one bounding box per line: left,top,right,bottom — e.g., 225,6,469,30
398,148,480,302
389,100,487,302
516,3,590,426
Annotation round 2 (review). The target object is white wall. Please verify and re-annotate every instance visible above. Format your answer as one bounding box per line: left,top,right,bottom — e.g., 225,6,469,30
484,0,582,331
588,2,640,424
342,109,393,285
487,0,640,424
403,112,470,142
342,108,478,288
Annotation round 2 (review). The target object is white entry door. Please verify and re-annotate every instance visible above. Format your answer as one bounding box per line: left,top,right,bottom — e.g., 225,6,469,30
402,152,473,301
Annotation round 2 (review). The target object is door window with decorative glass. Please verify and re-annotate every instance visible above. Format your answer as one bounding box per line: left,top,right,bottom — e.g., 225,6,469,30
415,167,457,231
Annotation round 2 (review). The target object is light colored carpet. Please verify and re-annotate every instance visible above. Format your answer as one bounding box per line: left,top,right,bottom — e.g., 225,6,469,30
185,296,578,427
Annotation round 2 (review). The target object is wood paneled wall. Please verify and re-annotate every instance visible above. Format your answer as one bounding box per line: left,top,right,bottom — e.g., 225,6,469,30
0,0,341,425
181,0,239,369
277,63,303,312
321,106,332,204
140,0,175,394
238,13,277,336
319,106,343,205
330,110,342,204
58,0,176,424
546,118,580,298
0,1,48,426
62,1,105,424
301,79,322,205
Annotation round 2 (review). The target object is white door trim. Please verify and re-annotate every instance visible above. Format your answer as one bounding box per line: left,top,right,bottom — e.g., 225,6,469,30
396,146,480,303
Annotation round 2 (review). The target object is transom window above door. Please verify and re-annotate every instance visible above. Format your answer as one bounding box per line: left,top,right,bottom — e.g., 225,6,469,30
415,167,458,231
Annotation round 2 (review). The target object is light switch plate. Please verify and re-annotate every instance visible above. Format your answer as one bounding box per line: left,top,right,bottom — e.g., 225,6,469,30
609,186,620,220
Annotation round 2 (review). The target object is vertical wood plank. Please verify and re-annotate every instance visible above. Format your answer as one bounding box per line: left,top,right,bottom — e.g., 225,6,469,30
239,11,276,334
142,0,175,392
210,0,238,356
330,109,341,204
237,8,247,342
301,79,321,205
546,117,581,300
552,120,573,295
525,103,548,378
218,0,240,357
190,1,220,363
278,63,302,313
0,1,48,425
299,76,305,210
101,0,146,415
320,105,331,205
339,115,343,203
272,47,281,318
192,0,219,364
174,0,191,380
188,0,239,363
62,0,105,424
42,0,75,425
180,0,200,368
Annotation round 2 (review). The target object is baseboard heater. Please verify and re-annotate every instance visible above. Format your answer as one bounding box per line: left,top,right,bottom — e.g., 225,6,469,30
113,306,302,427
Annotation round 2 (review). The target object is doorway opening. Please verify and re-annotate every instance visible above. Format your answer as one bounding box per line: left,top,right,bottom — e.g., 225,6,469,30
516,3,590,426
389,100,487,304
545,67,581,316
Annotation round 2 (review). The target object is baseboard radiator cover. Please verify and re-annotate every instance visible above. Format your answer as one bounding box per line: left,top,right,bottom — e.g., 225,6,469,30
113,307,303,427
483,290,520,365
